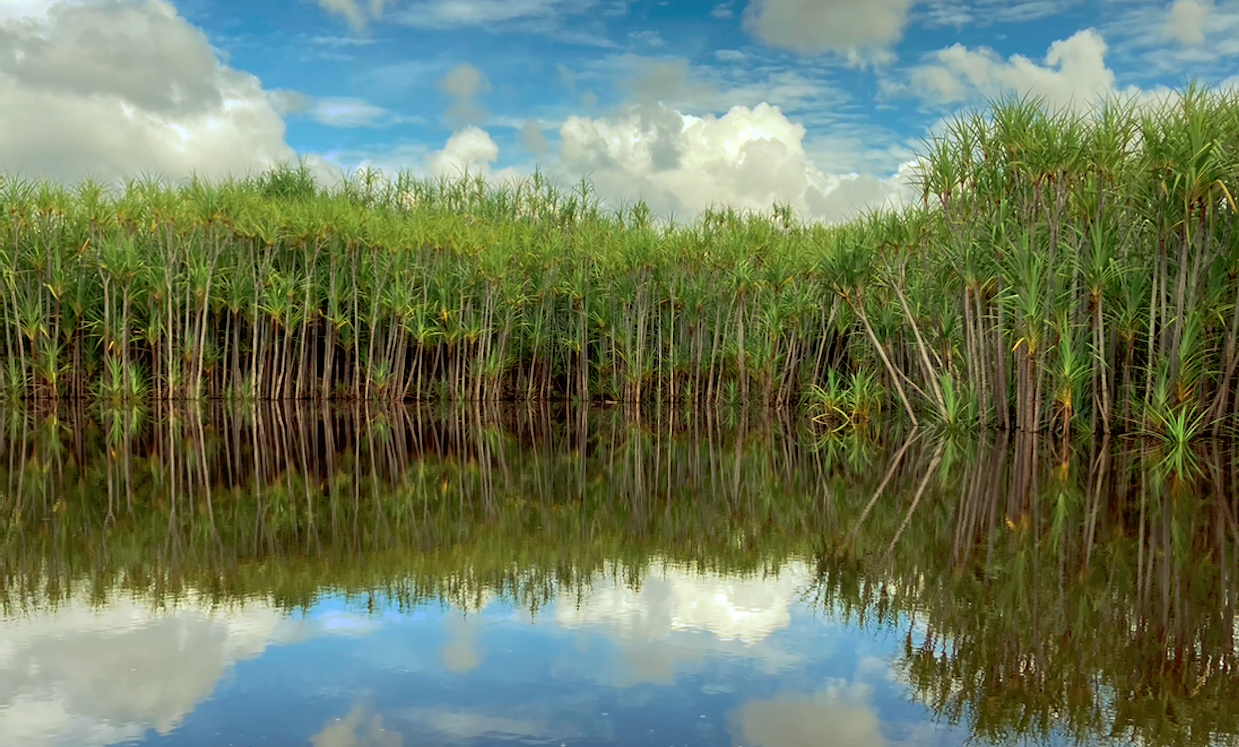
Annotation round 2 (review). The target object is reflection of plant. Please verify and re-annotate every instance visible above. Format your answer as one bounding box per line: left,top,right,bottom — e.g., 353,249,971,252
932,372,978,434
1,406,1237,747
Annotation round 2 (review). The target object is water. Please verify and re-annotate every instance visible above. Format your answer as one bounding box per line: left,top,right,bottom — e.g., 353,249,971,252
1,404,1236,747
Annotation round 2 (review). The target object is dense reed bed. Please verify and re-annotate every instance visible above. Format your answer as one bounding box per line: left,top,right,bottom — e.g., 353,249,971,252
2,84,1238,435
2,405,1238,746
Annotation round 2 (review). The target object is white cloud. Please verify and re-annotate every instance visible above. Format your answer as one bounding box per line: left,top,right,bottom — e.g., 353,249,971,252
309,126,528,191
897,29,1176,111
577,53,903,176
917,0,974,28
555,101,916,223
1101,0,1239,73
629,29,665,47
0,0,331,188
306,97,408,127
316,0,391,31
741,0,919,56
977,0,1078,23
919,0,1076,29
427,126,501,177
1165,0,1213,46
315,0,613,43
714,49,749,62
318,55,913,224
388,0,594,29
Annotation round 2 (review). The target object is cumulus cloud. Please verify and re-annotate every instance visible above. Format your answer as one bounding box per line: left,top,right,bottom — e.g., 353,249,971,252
310,126,528,192
898,29,1173,111
0,0,334,188
1165,0,1212,46
427,126,501,177
742,0,919,57
555,101,916,224
438,62,492,129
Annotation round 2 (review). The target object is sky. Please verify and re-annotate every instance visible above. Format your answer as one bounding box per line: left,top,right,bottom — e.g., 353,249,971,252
1,0,1237,223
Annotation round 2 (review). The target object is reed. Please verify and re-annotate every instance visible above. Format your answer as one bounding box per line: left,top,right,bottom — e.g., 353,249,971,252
0,83,1236,435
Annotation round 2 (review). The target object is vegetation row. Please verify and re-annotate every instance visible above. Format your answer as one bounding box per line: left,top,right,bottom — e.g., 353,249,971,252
2,84,1238,438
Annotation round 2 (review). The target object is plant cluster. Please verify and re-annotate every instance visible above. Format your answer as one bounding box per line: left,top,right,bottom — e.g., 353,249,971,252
1,84,1237,436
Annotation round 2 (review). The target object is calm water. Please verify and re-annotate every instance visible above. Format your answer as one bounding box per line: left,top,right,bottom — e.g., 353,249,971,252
1,405,1237,747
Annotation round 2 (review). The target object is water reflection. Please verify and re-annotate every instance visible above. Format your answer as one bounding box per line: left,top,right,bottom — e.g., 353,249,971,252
0,591,289,747
0,403,1236,746
311,705,402,747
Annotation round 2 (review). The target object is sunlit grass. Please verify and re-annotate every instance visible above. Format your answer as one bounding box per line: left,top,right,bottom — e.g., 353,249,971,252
0,83,1236,440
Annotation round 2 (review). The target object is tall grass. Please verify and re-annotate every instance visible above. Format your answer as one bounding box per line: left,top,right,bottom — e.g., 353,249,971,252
1,83,1237,435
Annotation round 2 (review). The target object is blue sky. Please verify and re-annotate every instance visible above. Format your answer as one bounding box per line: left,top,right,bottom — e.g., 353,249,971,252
1,0,1237,221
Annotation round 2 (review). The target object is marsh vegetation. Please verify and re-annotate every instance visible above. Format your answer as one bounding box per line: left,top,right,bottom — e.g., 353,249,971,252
1,86,1237,441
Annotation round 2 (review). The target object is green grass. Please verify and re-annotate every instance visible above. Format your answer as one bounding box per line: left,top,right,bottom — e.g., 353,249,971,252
0,82,1237,439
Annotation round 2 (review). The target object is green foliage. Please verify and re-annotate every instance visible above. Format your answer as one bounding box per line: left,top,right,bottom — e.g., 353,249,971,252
0,83,1236,441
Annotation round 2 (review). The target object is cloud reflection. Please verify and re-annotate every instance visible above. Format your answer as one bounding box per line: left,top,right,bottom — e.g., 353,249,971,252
552,560,814,685
0,591,288,747
440,612,485,674
312,704,402,747
556,561,813,644
729,682,886,747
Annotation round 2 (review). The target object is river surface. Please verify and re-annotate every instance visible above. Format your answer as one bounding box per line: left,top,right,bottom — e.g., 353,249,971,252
1,404,1236,747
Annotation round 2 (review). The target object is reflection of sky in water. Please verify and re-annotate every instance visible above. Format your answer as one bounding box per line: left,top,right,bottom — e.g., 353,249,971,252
0,562,967,747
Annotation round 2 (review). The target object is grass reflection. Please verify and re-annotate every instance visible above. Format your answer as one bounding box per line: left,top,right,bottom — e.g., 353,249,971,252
0,403,1237,746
